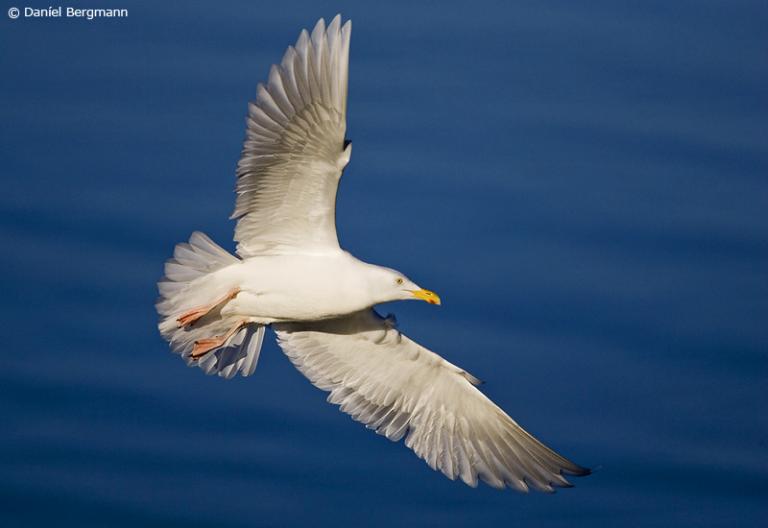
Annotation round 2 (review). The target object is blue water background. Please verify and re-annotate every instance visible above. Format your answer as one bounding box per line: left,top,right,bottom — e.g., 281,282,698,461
1,1,767,526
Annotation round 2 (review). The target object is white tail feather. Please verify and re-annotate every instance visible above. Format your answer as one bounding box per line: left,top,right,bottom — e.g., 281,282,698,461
156,231,265,378
195,324,266,379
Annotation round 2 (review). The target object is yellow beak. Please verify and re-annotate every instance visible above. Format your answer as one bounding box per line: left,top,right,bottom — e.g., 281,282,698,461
410,289,441,305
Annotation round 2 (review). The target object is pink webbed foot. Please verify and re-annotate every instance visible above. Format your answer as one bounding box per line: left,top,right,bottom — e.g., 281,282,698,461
176,287,240,328
190,319,247,360
191,336,227,359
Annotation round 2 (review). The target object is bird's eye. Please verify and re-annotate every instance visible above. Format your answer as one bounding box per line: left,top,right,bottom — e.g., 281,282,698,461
396,278,404,285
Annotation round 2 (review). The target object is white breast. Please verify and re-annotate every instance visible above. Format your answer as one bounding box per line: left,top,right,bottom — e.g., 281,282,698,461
220,251,375,323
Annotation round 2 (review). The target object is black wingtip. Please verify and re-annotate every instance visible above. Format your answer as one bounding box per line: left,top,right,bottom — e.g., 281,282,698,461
569,464,593,477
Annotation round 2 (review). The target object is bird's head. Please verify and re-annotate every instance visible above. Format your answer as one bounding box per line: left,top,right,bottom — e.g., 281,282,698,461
368,266,441,306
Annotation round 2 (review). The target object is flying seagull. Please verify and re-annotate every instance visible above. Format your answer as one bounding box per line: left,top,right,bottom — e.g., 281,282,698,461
157,15,590,491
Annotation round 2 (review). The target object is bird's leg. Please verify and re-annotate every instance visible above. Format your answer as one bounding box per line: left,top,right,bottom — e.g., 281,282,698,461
177,287,240,328
190,319,247,360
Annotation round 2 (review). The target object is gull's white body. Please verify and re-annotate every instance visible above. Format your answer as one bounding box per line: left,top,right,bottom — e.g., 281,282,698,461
156,15,589,491
163,250,402,325
226,252,390,322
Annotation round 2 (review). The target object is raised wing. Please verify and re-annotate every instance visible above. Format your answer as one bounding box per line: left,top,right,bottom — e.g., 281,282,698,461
274,311,590,491
233,16,352,256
